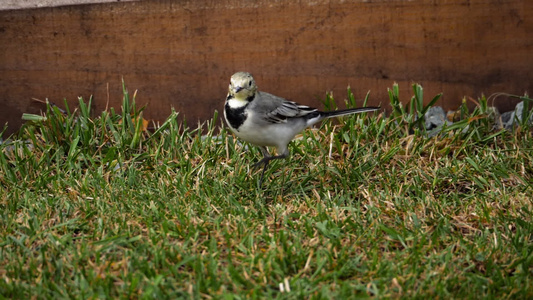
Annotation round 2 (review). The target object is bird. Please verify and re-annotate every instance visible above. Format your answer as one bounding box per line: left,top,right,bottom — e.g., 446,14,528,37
223,71,380,187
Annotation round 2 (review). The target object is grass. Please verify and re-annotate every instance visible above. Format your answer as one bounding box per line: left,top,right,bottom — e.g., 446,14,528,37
0,83,532,299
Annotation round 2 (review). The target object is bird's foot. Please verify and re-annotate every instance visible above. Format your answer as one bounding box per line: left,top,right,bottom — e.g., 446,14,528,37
252,157,270,170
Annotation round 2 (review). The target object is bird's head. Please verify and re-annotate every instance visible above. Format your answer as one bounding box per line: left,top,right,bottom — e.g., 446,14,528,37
228,72,257,101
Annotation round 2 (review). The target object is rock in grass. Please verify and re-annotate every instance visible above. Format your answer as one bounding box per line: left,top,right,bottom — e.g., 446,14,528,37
425,106,454,137
513,101,533,124
501,111,513,127
424,106,447,130
502,101,533,129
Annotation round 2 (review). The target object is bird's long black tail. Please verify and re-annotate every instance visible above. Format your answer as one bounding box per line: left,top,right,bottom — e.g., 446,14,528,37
305,106,379,127
321,106,380,119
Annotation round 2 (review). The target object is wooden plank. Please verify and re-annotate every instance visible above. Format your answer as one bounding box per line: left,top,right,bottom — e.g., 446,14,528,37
0,0,137,11
1,0,531,136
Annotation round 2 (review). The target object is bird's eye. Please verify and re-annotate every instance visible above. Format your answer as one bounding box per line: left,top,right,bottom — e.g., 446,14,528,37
248,81,252,87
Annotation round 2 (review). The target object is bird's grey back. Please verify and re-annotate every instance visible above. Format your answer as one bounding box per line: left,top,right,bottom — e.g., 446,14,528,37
250,91,319,125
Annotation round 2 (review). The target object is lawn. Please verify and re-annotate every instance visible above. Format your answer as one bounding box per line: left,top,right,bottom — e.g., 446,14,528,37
0,84,532,298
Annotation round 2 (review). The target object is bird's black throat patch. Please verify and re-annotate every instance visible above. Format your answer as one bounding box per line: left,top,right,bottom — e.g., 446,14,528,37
225,102,247,130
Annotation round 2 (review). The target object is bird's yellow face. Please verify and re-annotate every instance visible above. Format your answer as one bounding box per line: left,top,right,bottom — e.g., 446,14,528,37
228,72,257,103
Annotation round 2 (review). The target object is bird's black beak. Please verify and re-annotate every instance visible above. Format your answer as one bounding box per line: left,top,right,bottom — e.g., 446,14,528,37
235,86,243,93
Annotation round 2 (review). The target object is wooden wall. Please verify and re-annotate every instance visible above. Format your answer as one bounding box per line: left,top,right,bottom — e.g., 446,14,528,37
1,0,531,136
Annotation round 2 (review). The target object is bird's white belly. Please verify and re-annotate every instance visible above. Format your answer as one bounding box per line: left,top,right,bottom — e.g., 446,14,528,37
233,122,287,147
231,112,306,149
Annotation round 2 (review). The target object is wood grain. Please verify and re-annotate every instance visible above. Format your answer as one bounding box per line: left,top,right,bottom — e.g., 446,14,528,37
1,0,531,135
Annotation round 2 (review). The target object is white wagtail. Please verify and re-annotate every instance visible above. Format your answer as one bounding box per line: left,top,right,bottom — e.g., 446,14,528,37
223,71,380,186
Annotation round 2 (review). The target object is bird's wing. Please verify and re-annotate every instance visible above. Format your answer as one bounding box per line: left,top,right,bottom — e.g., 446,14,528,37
258,92,317,124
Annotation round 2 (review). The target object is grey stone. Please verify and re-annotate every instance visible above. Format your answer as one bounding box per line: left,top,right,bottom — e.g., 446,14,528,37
514,101,533,124
501,111,513,125
424,106,447,130
502,101,533,129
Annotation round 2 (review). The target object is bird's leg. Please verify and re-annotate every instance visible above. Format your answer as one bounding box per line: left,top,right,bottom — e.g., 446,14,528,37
253,147,272,188
251,147,272,169
252,147,288,187
257,162,269,188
